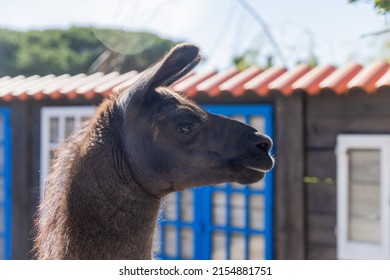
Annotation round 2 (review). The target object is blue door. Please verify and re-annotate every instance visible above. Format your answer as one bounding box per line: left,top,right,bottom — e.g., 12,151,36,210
0,108,11,259
157,105,274,260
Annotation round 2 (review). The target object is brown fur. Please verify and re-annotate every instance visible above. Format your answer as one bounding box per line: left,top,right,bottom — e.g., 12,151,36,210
34,43,274,259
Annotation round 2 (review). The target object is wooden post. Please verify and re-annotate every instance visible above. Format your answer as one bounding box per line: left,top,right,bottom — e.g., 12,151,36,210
274,91,306,259
10,100,32,259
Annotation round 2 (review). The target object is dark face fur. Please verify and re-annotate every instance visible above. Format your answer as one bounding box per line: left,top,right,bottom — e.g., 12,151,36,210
117,43,274,196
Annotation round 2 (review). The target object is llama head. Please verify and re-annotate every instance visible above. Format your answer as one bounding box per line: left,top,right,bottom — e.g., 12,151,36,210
117,43,274,196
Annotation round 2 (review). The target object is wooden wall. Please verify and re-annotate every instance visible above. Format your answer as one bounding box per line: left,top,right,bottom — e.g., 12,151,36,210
8,97,103,259
273,92,305,259
304,88,390,259
9,100,31,259
13,88,390,260
13,94,291,260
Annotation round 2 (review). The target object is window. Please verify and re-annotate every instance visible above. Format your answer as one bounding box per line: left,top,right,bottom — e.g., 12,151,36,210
337,135,390,259
40,106,95,199
157,105,274,260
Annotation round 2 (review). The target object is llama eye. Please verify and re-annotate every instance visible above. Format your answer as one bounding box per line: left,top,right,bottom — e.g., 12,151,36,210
176,123,193,135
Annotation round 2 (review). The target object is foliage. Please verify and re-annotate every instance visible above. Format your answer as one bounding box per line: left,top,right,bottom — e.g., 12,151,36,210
349,0,390,13
233,49,260,70
233,49,318,70
0,27,175,76
233,48,281,70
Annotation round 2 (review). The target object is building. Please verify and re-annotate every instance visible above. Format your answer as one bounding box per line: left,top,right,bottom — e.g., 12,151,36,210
1,60,389,259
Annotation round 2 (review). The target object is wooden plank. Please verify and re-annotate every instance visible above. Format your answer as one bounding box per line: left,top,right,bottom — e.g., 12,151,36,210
305,150,337,214
306,116,390,148
274,92,305,259
307,213,336,245
194,90,275,105
306,150,336,178
306,183,337,214
307,244,337,260
307,90,390,117
30,104,43,210
10,100,31,259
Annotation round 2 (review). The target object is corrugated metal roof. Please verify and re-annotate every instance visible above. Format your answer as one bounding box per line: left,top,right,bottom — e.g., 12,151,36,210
1,60,390,101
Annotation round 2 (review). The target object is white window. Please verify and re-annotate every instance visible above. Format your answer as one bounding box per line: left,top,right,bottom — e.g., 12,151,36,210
337,135,390,259
40,106,95,199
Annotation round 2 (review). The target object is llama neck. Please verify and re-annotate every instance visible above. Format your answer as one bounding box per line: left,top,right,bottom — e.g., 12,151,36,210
66,140,162,260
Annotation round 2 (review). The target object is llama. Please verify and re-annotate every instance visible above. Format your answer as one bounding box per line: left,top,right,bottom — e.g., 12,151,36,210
34,43,274,259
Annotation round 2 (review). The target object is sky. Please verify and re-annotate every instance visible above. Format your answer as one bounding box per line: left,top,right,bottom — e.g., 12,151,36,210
0,0,389,71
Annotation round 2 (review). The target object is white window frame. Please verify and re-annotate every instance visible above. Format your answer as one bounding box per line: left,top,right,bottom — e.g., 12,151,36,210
40,106,95,200
337,134,390,259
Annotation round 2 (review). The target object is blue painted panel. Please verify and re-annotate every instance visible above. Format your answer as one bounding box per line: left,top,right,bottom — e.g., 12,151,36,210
157,104,274,260
0,108,11,260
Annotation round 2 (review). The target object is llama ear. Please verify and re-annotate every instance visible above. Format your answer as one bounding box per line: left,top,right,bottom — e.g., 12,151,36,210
146,43,201,88
119,43,201,109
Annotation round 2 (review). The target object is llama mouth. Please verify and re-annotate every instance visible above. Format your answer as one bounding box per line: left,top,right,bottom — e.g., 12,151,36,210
233,166,265,184
244,165,270,173
231,157,274,173
228,160,267,184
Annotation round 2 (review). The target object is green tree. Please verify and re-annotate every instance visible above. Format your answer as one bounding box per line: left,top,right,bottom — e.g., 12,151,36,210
349,0,390,13
0,27,175,76
233,49,260,70
0,29,20,76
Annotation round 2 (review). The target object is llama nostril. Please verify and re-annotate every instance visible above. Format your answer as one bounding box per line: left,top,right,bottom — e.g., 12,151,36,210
246,132,272,153
250,132,272,153
256,142,269,152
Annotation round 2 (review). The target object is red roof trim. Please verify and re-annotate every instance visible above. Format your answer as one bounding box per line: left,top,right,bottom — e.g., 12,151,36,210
173,70,217,97
244,66,287,96
78,72,120,99
269,64,311,95
319,63,362,94
347,60,389,93
25,74,69,98
96,71,138,97
293,65,336,95
39,74,85,100
219,66,262,96
375,68,390,88
196,68,240,96
2,61,390,101
60,72,104,99
1,75,39,101
170,72,195,87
